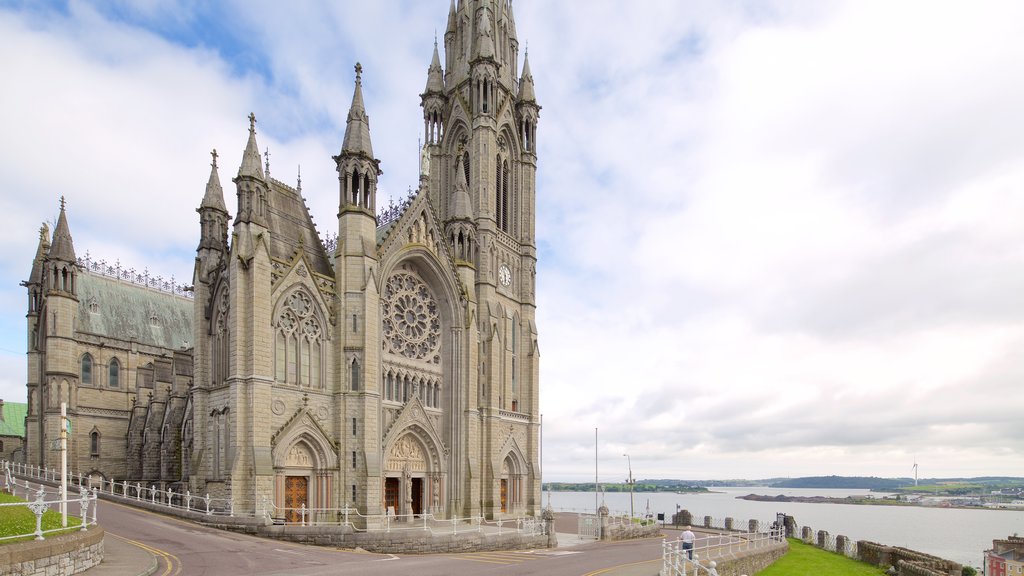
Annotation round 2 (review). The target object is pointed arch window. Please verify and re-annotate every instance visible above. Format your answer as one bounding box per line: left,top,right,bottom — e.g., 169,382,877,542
81,354,93,385
213,288,229,387
495,156,511,233
351,359,361,391
275,290,325,388
109,358,120,388
511,319,518,401
90,430,100,456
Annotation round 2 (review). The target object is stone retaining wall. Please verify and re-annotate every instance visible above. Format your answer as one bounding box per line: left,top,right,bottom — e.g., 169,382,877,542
259,525,552,553
0,527,104,576
602,521,660,541
709,541,788,576
857,541,960,576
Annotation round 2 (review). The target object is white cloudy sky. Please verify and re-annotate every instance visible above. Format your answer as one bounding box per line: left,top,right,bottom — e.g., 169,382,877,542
2,0,1023,482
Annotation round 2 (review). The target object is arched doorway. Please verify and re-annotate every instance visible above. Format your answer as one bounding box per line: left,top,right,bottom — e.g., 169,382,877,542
272,423,337,525
384,432,443,520
500,452,525,516
282,443,313,523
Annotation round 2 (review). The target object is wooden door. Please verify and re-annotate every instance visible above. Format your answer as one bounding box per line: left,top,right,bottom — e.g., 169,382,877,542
384,477,399,516
285,476,308,524
500,479,508,513
411,477,423,516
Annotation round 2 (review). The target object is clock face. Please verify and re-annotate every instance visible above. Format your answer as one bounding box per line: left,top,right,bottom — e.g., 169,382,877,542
499,265,512,287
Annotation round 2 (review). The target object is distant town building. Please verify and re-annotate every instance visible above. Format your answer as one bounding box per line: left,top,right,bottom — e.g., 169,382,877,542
986,535,1024,576
0,399,27,463
22,0,542,523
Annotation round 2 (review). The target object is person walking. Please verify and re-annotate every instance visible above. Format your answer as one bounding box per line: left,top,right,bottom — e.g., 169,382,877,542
681,526,696,560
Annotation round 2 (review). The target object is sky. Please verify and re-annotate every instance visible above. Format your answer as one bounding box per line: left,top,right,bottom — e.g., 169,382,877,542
1,0,1023,483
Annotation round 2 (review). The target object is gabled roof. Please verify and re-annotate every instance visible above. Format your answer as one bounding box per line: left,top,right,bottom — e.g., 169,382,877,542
76,272,193,351
265,178,333,277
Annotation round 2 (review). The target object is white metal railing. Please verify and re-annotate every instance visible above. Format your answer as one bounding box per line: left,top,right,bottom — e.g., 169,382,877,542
4,460,546,538
661,530,785,576
258,496,546,537
5,460,238,517
577,513,600,539
2,462,98,541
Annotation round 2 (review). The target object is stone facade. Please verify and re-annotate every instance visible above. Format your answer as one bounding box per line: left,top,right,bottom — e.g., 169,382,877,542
24,0,541,524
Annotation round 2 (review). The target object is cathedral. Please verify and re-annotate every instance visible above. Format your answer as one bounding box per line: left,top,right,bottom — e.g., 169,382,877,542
23,0,541,522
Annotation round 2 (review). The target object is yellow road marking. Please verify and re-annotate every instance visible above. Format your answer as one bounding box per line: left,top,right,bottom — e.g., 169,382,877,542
448,550,536,565
581,557,659,576
107,532,182,576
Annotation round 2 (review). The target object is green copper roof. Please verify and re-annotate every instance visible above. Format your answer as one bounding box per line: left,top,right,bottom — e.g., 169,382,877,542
0,401,27,437
76,272,193,351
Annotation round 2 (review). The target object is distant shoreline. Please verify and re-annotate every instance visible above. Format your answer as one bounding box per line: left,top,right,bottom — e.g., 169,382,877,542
738,493,1023,511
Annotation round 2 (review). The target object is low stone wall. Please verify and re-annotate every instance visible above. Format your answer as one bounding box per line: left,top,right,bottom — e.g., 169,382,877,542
858,541,960,576
259,524,551,553
0,527,104,576
709,541,789,576
602,521,660,541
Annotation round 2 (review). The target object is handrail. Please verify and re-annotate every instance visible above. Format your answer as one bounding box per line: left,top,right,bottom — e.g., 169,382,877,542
3,459,547,537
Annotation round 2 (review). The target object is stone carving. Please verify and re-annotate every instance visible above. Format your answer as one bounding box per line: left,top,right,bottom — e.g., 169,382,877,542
271,399,286,415
387,435,427,473
287,443,312,467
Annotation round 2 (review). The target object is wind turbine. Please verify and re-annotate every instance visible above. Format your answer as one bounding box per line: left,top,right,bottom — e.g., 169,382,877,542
912,458,918,487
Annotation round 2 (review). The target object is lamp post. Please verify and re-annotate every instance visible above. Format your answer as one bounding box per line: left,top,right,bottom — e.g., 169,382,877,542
623,453,634,519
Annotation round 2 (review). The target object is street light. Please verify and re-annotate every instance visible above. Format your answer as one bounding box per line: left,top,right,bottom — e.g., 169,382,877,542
623,453,634,519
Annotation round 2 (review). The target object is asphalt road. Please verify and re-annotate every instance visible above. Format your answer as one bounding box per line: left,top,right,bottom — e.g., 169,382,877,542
95,501,675,576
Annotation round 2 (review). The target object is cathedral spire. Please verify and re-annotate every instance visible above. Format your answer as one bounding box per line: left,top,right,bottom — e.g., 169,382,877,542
335,63,380,215
449,153,473,220
473,5,496,61
238,112,264,179
424,38,444,95
341,63,374,159
446,0,457,37
49,197,76,263
518,49,536,103
28,223,50,287
201,149,228,213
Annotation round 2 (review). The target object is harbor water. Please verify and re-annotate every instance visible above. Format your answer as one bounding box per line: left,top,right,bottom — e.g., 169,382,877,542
546,488,1024,568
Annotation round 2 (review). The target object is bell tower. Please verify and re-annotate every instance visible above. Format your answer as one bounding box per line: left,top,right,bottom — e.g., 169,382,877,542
424,0,542,518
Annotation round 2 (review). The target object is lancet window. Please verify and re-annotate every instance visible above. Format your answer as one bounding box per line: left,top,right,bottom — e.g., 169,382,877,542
212,288,229,387
495,156,511,233
274,289,325,389
81,353,93,385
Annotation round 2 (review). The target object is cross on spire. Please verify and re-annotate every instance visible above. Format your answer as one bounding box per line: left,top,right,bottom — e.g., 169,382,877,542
60,195,66,211
355,62,363,82
248,112,257,132
210,148,218,168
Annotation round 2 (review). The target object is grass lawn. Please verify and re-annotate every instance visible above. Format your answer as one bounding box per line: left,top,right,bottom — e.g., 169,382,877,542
0,492,82,543
758,538,888,576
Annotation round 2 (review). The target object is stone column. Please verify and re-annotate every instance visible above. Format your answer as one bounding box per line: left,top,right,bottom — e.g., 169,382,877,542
542,506,557,548
598,504,609,540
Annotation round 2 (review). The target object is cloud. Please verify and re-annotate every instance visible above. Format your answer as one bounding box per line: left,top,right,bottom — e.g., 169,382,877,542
2,0,1023,481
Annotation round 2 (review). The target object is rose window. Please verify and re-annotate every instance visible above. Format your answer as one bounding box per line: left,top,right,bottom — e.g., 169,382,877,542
383,272,441,362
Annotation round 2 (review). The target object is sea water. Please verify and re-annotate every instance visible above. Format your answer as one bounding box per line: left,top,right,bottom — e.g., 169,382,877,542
546,488,1024,568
